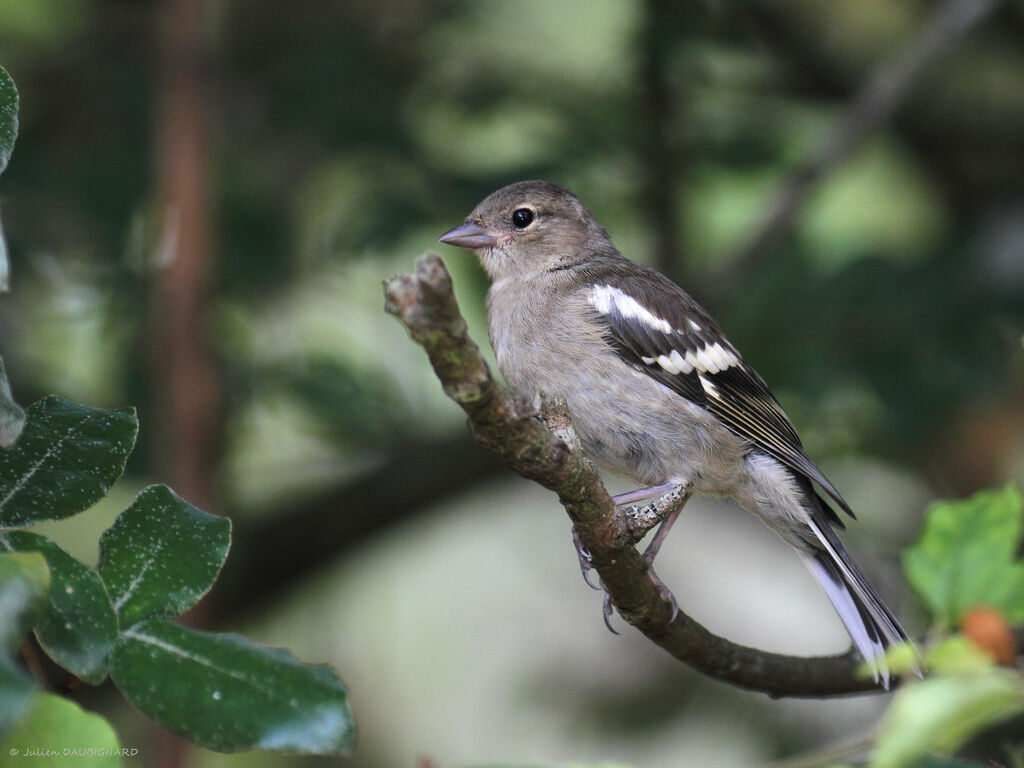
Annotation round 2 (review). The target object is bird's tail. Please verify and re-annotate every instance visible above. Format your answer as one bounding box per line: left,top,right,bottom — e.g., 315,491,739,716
801,509,913,689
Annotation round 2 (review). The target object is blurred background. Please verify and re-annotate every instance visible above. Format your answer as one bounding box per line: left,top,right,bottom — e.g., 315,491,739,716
1,0,1023,766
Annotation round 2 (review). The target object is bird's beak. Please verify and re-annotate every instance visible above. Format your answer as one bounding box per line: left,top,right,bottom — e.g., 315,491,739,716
438,222,498,249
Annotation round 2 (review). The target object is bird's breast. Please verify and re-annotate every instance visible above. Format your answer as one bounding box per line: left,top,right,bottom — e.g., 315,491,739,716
485,283,749,489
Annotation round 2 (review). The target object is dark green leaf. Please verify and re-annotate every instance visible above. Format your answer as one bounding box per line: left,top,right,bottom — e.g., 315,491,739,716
869,671,1024,768
111,619,355,754
0,66,16,176
0,692,122,767
0,397,137,529
0,356,24,447
0,551,49,654
1,532,117,684
97,485,230,627
903,485,1024,626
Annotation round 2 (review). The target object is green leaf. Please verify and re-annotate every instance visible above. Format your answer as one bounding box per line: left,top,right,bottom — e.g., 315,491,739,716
97,485,230,627
925,636,995,676
0,693,123,767
869,671,1024,768
111,619,355,754
0,551,50,654
0,396,138,529
0,66,17,177
1,532,117,684
903,485,1024,626
0,551,48,735
0,356,25,447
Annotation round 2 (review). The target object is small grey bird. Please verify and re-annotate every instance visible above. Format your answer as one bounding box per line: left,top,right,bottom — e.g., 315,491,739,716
439,180,910,686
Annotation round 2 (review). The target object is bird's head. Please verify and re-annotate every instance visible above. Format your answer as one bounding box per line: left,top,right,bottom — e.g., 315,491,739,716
438,180,615,281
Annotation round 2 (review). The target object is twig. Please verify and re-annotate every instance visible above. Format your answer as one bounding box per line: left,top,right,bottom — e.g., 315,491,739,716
384,253,878,698
721,0,1001,287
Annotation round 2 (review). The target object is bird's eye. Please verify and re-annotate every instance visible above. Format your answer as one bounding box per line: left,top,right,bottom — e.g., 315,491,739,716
511,208,535,229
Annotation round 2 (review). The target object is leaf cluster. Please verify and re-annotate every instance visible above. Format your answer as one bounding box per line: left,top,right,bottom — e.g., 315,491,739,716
0,395,356,756
859,486,1024,768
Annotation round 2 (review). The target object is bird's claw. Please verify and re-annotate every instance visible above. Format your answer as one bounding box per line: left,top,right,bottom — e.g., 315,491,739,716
599,573,675,629
602,592,620,634
572,526,604,590
650,568,680,622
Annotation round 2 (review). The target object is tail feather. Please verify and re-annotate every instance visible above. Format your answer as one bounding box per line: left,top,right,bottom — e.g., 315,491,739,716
801,511,913,689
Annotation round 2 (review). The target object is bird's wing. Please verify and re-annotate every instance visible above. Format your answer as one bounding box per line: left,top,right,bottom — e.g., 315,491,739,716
581,266,853,520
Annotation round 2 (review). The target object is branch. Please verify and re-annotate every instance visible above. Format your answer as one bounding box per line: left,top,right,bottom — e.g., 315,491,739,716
719,0,1001,289
384,253,877,698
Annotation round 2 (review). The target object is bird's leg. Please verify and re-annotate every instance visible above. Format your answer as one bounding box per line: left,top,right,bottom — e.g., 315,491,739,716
611,481,678,506
639,501,690,622
575,482,692,628
633,488,691,622
641,499,689,566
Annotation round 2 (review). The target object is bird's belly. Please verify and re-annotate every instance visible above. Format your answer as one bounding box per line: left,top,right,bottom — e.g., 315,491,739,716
504,349,750,494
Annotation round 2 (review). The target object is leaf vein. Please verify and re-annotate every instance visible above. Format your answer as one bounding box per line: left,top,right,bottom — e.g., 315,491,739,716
111,541,164,612
122,628,274,695
0,412,92,515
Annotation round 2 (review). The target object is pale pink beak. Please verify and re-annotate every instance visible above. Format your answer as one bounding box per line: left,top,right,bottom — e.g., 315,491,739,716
438,222,498,249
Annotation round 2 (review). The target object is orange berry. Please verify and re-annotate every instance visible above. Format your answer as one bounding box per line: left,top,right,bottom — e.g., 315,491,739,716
961,607,1016,667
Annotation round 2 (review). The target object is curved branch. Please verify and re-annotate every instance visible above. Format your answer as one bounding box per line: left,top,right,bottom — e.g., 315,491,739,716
384,253,876,698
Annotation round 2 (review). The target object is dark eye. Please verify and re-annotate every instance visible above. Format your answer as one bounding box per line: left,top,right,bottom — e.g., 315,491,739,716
511,208,535,229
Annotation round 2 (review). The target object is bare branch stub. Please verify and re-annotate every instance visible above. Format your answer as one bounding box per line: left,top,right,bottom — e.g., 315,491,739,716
384,252,878,697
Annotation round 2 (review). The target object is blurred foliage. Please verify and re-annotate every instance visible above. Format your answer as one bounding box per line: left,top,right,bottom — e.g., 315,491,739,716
904,485,1024,627
0,551,48,732
862,483,1024,768
0,354,24,446
0,1,1023,767
870,637,1024,768
1,0,1020,493
1,693,122,768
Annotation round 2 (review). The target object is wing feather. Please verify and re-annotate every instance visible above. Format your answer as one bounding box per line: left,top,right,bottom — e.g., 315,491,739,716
582,271,853,520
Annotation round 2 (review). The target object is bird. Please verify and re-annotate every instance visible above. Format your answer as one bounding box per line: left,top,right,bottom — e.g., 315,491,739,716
438,180,912,687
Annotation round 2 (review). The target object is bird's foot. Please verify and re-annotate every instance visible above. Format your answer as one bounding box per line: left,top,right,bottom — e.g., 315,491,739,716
574,483,691,630
619,482,692,545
